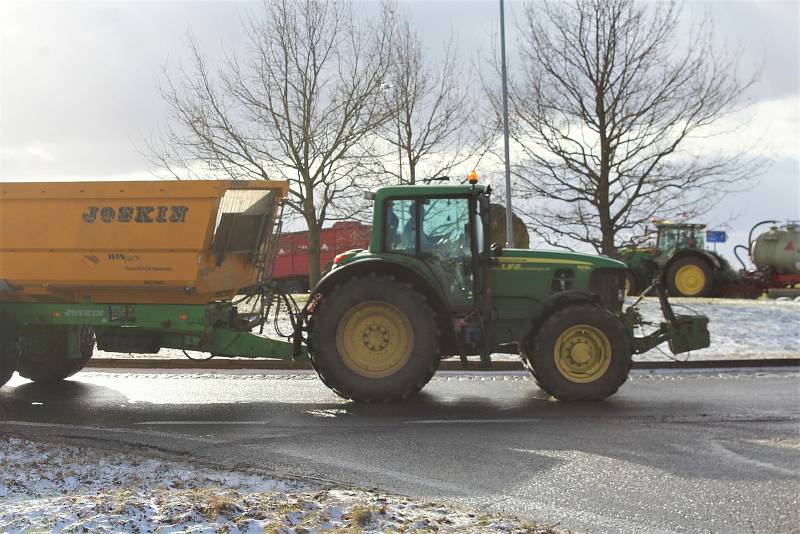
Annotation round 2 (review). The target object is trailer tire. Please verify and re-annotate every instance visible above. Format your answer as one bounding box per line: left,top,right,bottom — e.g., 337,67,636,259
523,304,632,401
0,314,18,388
310,274,440,402
16,326,95,384
666,257,713,297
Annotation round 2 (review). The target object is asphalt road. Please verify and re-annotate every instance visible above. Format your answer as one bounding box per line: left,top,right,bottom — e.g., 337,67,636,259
1,368,798,533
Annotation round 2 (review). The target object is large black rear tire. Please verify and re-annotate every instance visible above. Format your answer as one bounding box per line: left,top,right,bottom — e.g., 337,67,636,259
310,274,440,402
16,326,95,383
666,257,714,297
523,304,632,401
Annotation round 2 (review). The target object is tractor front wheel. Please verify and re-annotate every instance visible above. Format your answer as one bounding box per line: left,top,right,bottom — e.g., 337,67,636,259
667,257,713,297
310,275,440,402
16,326,95,383
523,304,632,401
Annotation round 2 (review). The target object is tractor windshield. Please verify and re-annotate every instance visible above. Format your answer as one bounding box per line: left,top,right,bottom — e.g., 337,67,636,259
657,225,706,256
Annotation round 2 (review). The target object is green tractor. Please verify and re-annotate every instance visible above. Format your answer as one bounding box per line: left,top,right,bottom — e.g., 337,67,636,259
298,183,710,402
621,222,734,298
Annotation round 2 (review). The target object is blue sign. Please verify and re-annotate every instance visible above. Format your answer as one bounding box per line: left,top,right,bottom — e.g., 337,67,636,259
706,230,727,243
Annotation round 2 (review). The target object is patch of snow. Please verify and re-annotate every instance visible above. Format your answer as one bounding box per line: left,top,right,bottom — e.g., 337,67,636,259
629,297,800,361
0,435,557,533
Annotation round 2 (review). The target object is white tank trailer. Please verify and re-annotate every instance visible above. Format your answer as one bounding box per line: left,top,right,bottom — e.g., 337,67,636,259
751,222,800,275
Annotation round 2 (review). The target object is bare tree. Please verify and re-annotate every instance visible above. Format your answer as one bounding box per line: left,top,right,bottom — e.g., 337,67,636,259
148,0,394,285
379,13,479,185
503,0,762,256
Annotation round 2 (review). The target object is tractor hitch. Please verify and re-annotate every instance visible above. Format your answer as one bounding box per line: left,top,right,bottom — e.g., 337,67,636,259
625,281,710,356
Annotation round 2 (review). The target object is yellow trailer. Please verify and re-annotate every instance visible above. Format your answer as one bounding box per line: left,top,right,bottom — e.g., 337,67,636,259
0,179,297,386
0,180,288,304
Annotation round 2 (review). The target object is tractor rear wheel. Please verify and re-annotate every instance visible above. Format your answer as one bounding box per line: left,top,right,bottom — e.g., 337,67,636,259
667,257,713,297
0,314,18,388
16,326,95,383
310,275,440,402
523,304,632,401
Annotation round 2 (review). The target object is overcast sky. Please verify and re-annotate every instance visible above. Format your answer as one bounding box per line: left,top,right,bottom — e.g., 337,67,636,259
1,0,798,261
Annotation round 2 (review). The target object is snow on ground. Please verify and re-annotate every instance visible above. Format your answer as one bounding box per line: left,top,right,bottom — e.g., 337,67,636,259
98,298,799,363
0,435,556,533
630,297,799,361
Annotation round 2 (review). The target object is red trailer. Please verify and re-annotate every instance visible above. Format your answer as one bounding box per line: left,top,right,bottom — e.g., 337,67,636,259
272,221,371,293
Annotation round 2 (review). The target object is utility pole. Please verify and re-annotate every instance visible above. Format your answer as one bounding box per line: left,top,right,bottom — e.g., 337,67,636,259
499,0,514,247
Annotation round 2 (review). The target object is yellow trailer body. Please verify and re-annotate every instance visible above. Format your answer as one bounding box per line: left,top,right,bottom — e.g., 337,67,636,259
0,180,289,304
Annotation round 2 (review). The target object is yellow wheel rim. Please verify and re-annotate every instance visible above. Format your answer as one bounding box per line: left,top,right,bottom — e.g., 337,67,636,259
674,264,706,296
335,301,413,378
624,276,632,296
553,324,612,383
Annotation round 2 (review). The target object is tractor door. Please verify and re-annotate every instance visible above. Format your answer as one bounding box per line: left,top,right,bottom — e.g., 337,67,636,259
384,196,478,309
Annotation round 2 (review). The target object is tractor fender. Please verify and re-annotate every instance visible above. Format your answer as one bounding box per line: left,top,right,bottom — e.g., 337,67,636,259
522,290,603,349
662,249,720,279
309,258,459,356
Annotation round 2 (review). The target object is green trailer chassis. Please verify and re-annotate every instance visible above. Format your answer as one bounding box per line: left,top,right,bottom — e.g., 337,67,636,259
0,301,303,361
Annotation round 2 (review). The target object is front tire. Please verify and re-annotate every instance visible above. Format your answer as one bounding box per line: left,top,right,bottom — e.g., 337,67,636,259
16,326,95,383
523,304,632,401
310,275,440,402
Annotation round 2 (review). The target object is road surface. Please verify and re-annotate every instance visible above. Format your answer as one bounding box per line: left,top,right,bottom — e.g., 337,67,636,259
1,368,798,533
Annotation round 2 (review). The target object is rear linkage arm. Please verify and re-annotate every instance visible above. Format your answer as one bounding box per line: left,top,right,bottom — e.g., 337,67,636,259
624,281,711,356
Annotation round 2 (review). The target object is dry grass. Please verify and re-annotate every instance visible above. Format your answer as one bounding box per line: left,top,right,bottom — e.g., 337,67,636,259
349,503,375,526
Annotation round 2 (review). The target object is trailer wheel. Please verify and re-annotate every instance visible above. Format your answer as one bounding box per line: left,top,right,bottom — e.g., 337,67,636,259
310,274,440,402
523,304,632,401
16,326,95,383
0,314,18,388
666,257,713,297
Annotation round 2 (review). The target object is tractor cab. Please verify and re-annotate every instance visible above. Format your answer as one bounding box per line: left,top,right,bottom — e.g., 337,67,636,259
655,222,707,259
377,185,489,311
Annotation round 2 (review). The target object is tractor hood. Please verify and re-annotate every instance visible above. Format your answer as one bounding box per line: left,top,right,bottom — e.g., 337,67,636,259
497,248,627,270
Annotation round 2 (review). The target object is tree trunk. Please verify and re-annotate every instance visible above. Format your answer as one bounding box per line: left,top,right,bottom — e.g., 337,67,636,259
307,225,322,288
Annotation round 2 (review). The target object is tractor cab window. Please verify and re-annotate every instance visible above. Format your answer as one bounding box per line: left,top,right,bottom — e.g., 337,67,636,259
385,199,416,253
420,197,474,306
420,198,470,257
383,196,476,307
657,225,705,256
